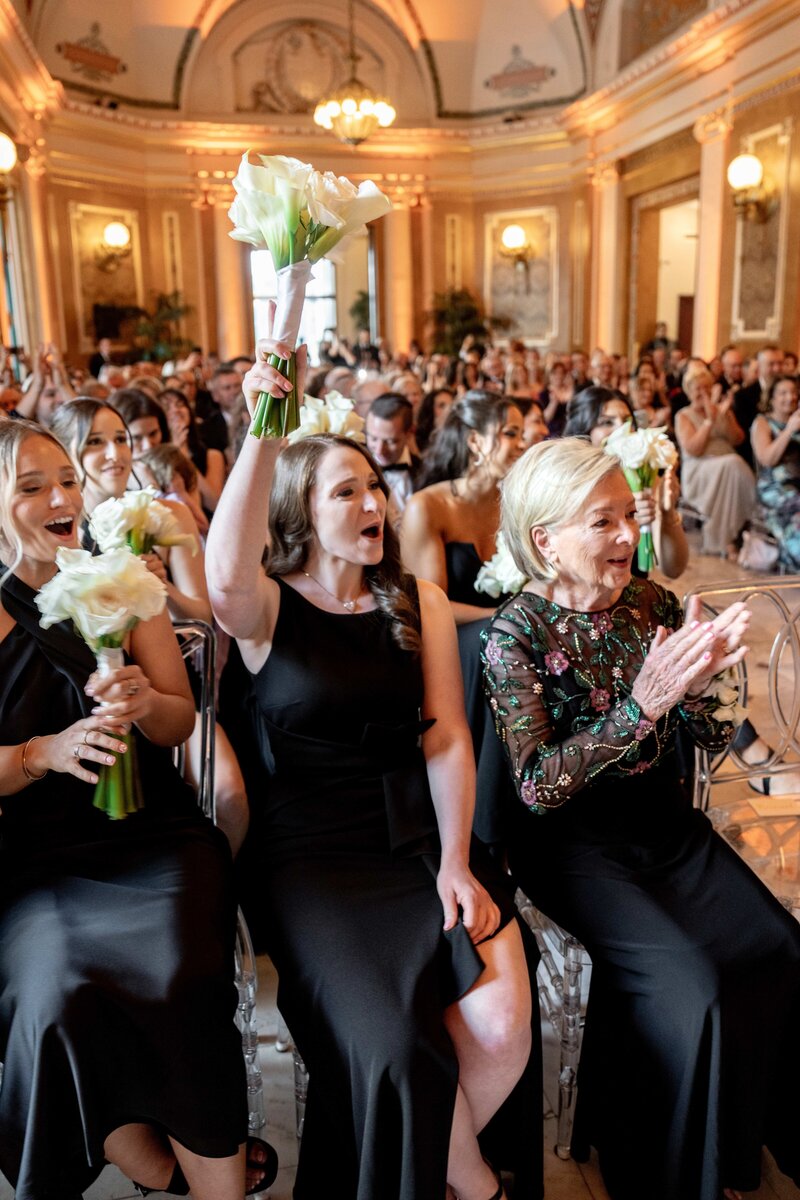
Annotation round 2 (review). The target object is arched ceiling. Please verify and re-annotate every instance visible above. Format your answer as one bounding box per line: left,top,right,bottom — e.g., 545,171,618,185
20,0,593,121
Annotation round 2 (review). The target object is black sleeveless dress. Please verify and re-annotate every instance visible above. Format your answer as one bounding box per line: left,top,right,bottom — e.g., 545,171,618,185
248,577,516,1200
0,573,246,1198
444,543,517,851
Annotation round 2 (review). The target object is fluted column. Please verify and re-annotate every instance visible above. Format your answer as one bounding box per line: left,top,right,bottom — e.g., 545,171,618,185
692,109,732,359
19,149,58,346
382,204,414,355
212,202,251,359
590,161,622,352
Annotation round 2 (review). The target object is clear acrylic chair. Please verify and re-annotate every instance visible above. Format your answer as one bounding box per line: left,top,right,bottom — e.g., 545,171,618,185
172,620,269,1135
515,890,591,1160
682,577,800,915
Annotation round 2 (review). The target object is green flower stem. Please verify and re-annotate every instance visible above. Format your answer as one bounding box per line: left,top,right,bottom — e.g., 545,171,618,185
250,353,299,440
91,645,144,820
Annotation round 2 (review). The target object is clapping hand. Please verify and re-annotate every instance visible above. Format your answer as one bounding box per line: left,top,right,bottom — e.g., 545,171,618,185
631,599,749,721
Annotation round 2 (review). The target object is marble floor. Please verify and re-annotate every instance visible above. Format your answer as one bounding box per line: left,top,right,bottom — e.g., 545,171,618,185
3,540,800,1199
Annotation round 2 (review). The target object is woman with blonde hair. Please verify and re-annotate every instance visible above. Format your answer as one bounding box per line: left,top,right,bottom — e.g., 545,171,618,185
484,436,800,1200
0,418,269,1198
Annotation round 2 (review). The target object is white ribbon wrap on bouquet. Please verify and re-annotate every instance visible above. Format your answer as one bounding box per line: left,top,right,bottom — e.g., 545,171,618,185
273,260,313,352
95,646,131,732
637,484,652,541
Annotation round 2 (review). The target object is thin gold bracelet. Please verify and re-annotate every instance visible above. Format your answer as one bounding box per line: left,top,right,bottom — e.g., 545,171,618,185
21,736,48,782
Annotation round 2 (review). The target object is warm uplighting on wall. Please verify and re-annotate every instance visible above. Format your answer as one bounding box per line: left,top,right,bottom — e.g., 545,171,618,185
500,223,535,292
727,153,770,223
0,132,18,209
313,0,396,145
95,220,132,272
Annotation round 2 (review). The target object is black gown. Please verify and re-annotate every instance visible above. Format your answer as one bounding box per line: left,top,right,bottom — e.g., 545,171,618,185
483,578,800,1200
247,577,517,1200
0,573,246,1200
444,542,518,852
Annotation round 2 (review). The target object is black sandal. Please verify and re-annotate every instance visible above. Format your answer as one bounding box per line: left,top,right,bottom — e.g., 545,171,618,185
246,1136,279,1195
134,1136,278,1197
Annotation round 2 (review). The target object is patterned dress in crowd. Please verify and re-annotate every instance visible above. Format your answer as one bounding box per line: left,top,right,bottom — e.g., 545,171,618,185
483,577,800,1200
755,415,800,571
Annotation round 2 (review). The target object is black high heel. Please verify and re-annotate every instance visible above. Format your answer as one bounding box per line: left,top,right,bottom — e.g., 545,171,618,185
134,1162,189,1196
133,1137,278,1197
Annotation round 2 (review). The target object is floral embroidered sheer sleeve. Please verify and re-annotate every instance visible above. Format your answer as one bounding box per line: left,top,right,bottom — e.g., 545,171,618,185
481,578,734,815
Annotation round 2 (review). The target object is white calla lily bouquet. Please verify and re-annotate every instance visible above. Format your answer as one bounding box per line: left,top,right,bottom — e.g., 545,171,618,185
35,547,167,819
475,533,528,599
603,421,679,572
286,391,365,445
229,151,392,439
90,487,197,557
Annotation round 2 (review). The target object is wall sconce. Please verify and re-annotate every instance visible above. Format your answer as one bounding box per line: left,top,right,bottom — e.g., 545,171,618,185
500,224,535,293
95,220,132,273
727,154,771,223
0,132,18,210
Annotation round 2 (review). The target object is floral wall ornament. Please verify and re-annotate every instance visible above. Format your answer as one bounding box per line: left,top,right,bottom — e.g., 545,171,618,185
56,23,128,83
483,46,556,99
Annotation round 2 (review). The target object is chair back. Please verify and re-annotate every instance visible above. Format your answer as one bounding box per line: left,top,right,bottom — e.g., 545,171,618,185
682,576,800,810
172,619,216,823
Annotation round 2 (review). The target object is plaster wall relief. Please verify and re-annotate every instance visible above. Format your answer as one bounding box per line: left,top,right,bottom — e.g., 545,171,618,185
483,208,558,345
618,0,707,70
234,21,385,115
731,120,794,340
67,202,144,353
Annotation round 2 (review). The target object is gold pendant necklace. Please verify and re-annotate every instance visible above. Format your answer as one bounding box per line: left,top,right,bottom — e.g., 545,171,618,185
303,569,364,613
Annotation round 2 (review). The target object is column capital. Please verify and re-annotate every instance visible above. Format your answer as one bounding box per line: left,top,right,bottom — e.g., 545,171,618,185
589,160,619,189
693,108,732,146
23,147,47,181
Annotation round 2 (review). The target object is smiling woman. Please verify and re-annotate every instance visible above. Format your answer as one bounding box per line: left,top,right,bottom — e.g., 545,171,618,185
205,331,534,1200
0,419,255,1199
483,437,800,1200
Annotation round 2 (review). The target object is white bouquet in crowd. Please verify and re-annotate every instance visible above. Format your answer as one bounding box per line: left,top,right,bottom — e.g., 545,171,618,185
286,391,365,445
603,421,678,572
35,547,167,819
228,151,392,439
90,487,196,556
475,533,528,599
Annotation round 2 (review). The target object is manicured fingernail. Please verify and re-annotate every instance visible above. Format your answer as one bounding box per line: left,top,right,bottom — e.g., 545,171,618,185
703,651,712,660
118,743,127,752
106,755,115,764
89,774,98,783
689,621,699,629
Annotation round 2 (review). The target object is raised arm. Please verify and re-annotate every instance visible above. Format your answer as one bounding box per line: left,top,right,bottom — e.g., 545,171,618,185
205,331,306,649
418,578,499,943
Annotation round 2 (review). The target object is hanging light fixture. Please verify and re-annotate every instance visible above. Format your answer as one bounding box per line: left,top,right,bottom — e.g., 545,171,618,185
314,0,396,145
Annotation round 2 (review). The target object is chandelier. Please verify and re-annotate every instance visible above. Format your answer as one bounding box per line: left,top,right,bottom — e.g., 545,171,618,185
313,0,396,146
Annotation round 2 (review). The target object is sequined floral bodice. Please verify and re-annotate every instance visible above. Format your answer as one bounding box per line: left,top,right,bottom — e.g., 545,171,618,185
482,578,732,817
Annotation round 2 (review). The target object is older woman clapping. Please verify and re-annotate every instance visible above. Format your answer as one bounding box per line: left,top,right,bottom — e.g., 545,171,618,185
483,438,800,1200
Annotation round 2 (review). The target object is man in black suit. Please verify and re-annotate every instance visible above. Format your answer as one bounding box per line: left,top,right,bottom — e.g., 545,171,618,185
733,344,783,465
364,394,420,522
88,337,112,379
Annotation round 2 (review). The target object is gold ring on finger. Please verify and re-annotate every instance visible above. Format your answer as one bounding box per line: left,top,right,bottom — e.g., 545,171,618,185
82,729,90,745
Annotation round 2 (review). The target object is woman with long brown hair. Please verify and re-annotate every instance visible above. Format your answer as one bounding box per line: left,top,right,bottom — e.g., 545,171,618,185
206,331,533,1200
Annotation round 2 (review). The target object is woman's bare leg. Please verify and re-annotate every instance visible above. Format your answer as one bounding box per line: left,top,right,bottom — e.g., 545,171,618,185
444,920,532,1200
168,1137,246,1200
104,1124,174,1189
186,720,249,855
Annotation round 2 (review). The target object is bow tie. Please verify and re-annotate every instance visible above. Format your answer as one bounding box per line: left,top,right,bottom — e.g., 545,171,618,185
383,462,412,473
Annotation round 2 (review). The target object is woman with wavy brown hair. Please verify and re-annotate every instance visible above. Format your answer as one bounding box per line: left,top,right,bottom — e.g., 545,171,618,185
206,327,532,1200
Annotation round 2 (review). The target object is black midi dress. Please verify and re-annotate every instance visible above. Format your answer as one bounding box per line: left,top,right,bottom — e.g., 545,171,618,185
483,577,800,1200
0,573,247,1200
247,576,516,1200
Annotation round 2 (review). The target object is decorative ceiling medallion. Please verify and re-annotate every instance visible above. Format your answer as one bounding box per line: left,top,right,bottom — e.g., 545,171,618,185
484,46,556,100
237,21,384,115
583,0,605,42
56,23,128,83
